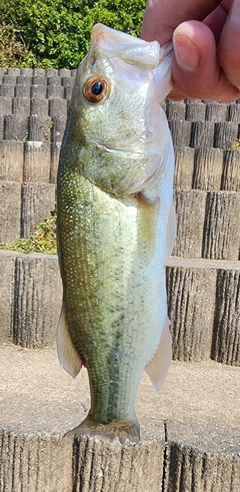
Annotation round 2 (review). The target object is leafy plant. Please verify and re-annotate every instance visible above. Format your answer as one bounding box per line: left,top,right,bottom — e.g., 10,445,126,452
0,0,146,69
230,138,240,149
0,215,57,254
0,23,28,66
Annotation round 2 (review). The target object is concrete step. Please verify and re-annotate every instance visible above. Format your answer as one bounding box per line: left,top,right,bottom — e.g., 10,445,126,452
173,189,240,260
0,141,61,184
0,113,239,149
174,147,240,192
0,181,239,259
166,256,240,365
1,143,240,192
0,346,239,491
0,181,56,243
0,252,239,366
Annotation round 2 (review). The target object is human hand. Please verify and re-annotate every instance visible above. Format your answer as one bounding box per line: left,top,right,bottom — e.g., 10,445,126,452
141,0,240,101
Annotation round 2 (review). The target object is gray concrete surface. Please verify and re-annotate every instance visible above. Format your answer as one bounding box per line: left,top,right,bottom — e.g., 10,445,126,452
1,252,239,365
0,346,239,491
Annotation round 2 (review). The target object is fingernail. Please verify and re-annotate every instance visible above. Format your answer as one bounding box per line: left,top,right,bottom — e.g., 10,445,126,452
173,35,200,72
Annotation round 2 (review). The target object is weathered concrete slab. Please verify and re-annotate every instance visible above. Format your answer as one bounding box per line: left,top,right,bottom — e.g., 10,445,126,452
202,191,240,260
48,98,67,117
190,121,215,148
47,84,64,99
0,252,239,365
30,97,49,118
30,84,47,99
28,115,52,142
173,147,239,192
185,100,206,121
50,142,61,183
222,149,240,191
13,253,62,348
12,97,31,116
174,147,194,189
0,85,15,98
0,251,18,343
205,102,228,122
166,258,217,362
0,96,12,116
228,102,240,122
4,114,28,141
0,141,24,181
21,182,56,237
168,120,191,149
23,141,51,182
0,347,239,491
173,190,240,260
173,190,207,258
16,74,32,85
51,115,67,143
214,121,238,148
0,181,21,242
164,423,240,492
166,100,186,120
166,256,240,365
192,148,224,191
14,84,31,98
212,268,240,366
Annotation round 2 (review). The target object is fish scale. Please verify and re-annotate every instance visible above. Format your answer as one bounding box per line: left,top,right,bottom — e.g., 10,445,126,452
57,24,175,442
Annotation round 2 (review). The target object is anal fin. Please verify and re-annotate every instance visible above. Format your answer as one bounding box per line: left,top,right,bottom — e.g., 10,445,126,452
145,318,172,391
57,303,82,378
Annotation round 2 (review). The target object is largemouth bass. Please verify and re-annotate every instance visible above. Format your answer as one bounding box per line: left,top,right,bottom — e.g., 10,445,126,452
57,23,175,443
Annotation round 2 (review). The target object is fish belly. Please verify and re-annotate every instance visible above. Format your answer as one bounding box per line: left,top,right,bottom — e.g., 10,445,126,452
57,174,168,440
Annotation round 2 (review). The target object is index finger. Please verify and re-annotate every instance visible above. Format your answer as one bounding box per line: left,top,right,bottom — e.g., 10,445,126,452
218,0,240,90
141,0,222,44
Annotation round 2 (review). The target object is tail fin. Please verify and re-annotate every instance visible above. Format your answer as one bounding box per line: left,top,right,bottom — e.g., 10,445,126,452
65,413,140,444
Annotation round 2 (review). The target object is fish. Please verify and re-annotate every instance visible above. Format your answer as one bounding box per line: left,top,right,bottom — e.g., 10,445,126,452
56,23,176,444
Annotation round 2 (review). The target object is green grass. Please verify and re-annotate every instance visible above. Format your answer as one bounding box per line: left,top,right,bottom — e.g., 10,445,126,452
0,215,57,254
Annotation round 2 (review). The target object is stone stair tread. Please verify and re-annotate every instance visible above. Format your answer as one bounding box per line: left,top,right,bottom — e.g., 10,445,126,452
166,255,240,271
1,251,239,365
1,345,239,451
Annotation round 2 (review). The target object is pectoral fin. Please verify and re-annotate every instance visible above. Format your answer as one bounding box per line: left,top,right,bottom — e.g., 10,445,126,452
57,303,82,378
145,318,172,391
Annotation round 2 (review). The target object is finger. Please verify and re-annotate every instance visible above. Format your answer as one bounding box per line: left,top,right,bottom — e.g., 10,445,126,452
218,0,240,90
141,0,222,44
169,21,240,101
203,0,231,43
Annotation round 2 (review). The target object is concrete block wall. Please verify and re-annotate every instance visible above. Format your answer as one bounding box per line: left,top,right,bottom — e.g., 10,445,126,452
0,67,239,364
0,68,239,491
0,252,239,366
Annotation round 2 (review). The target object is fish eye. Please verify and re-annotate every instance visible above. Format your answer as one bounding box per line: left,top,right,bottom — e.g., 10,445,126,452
83,77,108,103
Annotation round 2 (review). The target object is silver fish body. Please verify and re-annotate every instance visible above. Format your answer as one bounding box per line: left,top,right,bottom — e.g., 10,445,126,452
57,24,175,443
